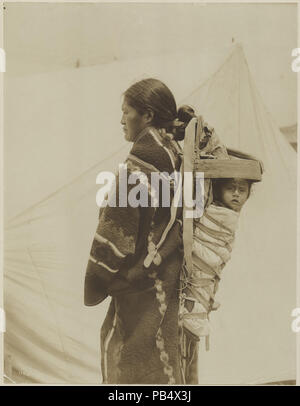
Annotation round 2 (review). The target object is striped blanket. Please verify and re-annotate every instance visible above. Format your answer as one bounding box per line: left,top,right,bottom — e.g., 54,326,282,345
84,126,197,384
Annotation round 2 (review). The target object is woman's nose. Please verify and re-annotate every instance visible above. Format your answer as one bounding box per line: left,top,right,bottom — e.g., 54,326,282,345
121,114,125,125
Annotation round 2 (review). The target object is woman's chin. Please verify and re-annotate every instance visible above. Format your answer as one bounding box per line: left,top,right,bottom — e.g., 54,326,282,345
124,132,135,142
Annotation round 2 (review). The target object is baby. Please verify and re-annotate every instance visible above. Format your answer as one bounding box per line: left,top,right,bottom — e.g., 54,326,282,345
181,177,253,341
176,105,256,343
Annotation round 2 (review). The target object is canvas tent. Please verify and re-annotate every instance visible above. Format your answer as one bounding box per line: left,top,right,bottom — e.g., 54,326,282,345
4,45,297,384
280,124,297,151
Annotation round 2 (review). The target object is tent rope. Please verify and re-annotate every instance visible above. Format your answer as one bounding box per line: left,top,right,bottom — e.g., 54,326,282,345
6,144,128,228
26,247,71,381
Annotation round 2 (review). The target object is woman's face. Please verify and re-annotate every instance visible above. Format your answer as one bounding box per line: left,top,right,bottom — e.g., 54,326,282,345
121,99,151,142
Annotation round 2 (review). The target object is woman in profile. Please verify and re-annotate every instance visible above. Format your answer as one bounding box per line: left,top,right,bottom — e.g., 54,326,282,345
84,78,198,384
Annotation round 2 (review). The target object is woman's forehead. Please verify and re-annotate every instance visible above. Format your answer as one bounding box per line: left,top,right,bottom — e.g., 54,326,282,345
121,98,133,111
121,99,128,110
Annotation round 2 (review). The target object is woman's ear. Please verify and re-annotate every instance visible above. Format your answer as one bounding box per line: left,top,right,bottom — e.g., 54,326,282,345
143,109,154,125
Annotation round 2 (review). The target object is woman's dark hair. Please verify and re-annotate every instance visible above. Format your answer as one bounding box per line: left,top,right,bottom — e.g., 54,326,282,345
124,79,196,141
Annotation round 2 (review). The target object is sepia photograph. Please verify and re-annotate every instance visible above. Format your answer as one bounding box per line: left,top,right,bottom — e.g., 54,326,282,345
0,1,298,385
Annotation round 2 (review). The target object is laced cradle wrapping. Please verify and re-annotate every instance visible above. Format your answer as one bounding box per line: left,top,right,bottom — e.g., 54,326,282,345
180,116,263,363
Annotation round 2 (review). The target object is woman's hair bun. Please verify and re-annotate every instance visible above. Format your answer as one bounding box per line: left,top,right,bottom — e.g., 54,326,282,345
172,105,197,141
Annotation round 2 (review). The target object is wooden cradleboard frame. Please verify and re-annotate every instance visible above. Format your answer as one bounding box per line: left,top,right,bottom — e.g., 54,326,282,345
182,116,263,277
180,117,263,378
194,158,263,181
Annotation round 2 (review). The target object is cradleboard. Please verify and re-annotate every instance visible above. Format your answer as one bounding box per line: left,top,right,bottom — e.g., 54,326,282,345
182,116,263,275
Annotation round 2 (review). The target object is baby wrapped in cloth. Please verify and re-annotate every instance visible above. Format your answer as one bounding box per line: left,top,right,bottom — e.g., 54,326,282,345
180,115,251,344
181,199,240,341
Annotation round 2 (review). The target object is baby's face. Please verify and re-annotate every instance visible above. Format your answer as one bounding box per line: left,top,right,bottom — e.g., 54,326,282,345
220,179,250,212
